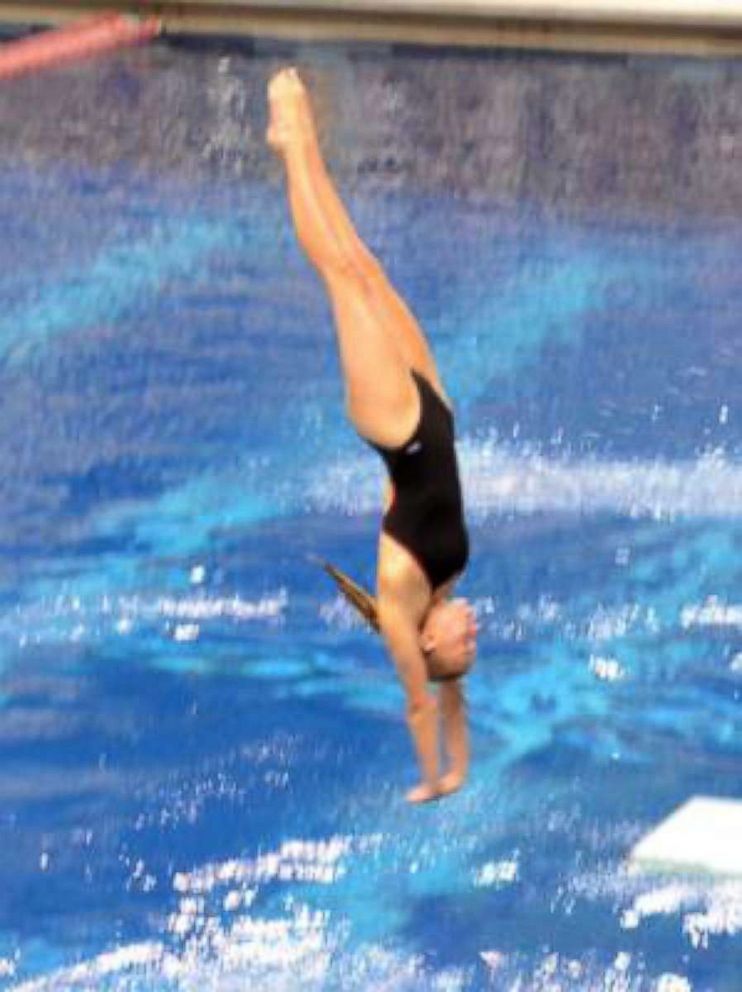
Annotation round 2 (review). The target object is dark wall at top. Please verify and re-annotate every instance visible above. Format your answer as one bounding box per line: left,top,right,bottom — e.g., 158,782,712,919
1,36,741,220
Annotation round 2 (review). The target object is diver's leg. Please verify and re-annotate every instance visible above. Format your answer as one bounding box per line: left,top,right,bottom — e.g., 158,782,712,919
270,69,418,444
288,113,443,390
269,71,362,278
362,266,447,400
268,68,445,396
323,269,418,445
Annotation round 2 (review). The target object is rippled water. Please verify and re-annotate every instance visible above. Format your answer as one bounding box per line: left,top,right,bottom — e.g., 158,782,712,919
0,30,740,991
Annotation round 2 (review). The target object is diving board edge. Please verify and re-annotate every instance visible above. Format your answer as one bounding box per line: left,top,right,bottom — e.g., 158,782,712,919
3,1,742,57
629,796,742,879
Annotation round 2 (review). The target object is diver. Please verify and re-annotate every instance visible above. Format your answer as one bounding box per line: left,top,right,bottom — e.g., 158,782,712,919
267,68,477,803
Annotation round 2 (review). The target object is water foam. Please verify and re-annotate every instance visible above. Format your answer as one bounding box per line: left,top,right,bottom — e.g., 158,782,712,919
310,440,742,520
7,833,458,992
570,864,742,951
1,590,288,649
9,829,712,992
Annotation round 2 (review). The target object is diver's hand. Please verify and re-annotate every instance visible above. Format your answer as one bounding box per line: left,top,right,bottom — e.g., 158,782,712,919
406,770,466,803
406,781,441,804
437,770,466,797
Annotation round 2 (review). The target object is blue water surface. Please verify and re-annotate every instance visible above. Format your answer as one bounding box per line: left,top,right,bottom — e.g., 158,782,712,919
0,32,740,991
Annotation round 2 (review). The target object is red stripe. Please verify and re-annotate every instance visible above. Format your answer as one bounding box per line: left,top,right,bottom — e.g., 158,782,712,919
0,13,161,81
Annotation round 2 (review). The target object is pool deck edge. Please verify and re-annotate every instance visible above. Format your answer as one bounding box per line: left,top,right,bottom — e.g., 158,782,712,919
2,1,742,56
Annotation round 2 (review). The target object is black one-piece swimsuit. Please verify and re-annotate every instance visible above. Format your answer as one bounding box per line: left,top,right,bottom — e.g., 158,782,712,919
364,370,469,592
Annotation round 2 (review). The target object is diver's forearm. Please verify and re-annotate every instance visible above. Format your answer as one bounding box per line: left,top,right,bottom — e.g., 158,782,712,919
378,596,440,796
406,695,440,787
441,686,469,779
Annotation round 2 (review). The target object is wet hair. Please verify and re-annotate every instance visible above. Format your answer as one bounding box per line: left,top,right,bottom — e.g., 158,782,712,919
314,558,472,683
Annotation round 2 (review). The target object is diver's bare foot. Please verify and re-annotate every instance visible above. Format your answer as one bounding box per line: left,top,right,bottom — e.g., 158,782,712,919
266,67,317,155
405,782,441,804
437,771,465,797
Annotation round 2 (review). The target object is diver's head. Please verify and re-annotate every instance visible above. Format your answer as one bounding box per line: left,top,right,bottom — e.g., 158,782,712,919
419,598,477,682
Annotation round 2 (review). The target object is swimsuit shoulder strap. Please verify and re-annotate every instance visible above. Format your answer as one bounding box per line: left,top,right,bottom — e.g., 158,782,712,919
410,369,454,422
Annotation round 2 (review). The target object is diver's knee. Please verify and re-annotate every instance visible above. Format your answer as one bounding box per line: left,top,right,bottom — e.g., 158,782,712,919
321,241,383,293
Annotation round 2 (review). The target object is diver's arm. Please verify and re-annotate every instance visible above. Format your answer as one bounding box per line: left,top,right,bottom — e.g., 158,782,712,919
439,680,468,795
377,596,440,802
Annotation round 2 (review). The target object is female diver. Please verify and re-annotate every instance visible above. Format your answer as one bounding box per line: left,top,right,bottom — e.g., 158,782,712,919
267,68,477,803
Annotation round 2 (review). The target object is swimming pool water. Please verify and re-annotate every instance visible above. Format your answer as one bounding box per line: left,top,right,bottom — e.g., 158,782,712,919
0,31,740,991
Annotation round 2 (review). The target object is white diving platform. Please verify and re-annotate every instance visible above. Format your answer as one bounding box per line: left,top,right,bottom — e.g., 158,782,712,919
630,797,742,877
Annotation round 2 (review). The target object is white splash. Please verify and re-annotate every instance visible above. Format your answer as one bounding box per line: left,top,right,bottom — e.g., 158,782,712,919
189,566,206,586
656,977,692,992
309,440,742,520
0,957,17,979
172,624,200,643
8,833,481,992
151,591,288,623
9,943,170,992
681,598,742,630
682,888,742,949
5,589,289,648
472,857,519,887
172,835,358,898
619,879,742,948
589,655,626,682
